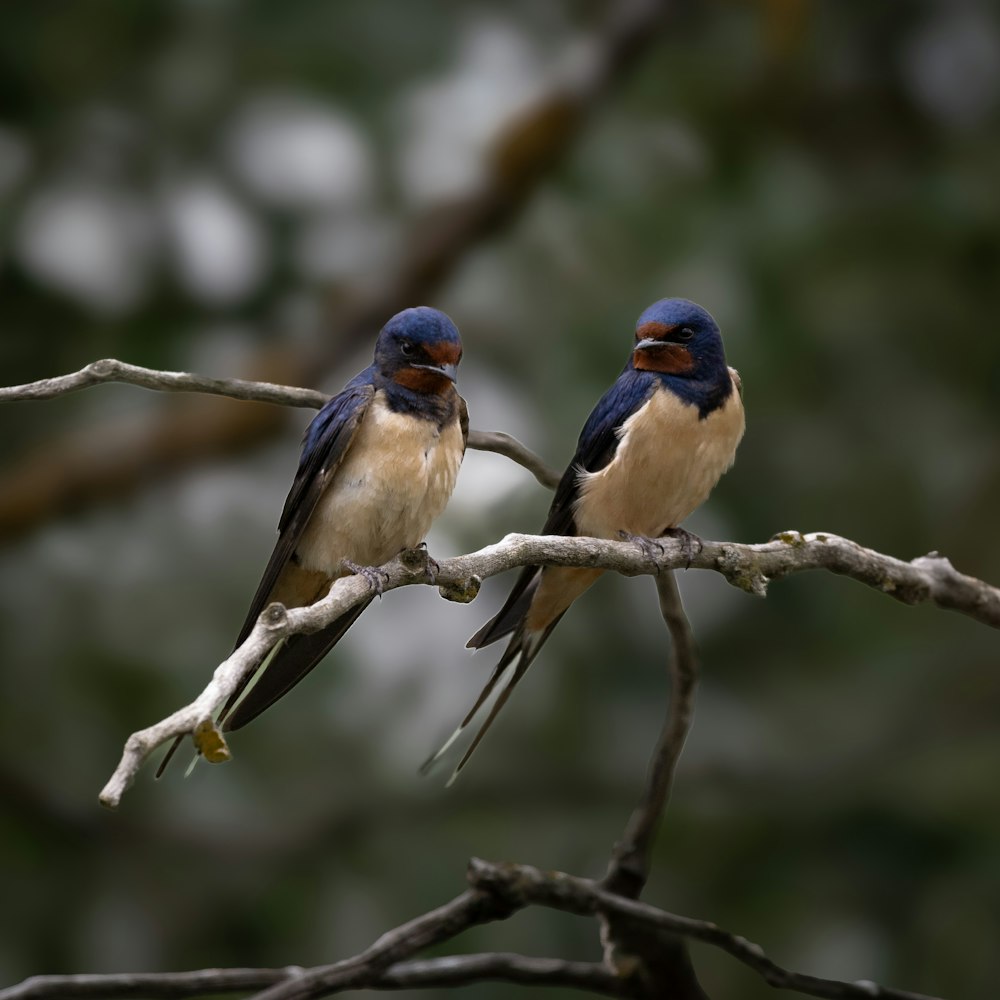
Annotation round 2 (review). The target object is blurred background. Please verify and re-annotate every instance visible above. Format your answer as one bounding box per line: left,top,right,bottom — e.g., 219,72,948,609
1,1,999,997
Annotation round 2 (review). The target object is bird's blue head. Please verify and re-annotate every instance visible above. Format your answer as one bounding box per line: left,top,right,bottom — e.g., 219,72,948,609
374,306,463,394
631,298,728,381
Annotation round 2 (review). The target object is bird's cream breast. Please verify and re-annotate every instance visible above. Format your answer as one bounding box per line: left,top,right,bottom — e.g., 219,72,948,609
574,375,744,539
298,393,464,573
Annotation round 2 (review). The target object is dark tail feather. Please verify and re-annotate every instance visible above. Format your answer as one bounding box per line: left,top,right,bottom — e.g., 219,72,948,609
222,597,373,732
466,568,540,649
157,598,372,777
155,735,184,779
422,612,565,782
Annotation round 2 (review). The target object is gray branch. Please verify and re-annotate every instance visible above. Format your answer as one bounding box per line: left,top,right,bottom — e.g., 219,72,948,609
0,858,944,1000
599,572,707,997
0,359,560,491
0,955,625,1000
468,859,945,1000
99,530,1000,809
0,359,329,409
604,571,700,896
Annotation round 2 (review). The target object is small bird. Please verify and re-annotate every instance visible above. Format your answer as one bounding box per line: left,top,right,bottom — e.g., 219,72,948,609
159,306,467,775
425,297,744,780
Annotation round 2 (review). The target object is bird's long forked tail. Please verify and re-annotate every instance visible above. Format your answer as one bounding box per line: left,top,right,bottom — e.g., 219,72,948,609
420,614,565,785
222,596,372,732
155,598,373,778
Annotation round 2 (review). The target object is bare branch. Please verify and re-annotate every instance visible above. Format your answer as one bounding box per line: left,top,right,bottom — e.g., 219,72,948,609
247,890,511,1000
100,531,1000,807
604,571,699,896
0,855,948,1000
0,359,329,409
375,954,625,994
465,429,561,490
0,359,560,496
0,969,293,1000
468,859,945,1000
0,956,626,1000
599,571,706,997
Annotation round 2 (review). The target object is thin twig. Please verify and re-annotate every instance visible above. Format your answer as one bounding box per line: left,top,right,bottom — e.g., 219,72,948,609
466,429,561,490
247,890,511,1000
2,857,941,1000
374,954,625,995
0,970,294,1000
468,859,945,1000
0,360,329,408
599,571,706,997
604,571,699,896
0,956,626,1000
0,359,561,492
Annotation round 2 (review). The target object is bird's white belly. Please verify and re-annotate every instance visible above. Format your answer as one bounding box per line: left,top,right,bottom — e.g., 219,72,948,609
297,394,464,573
574,380,744,539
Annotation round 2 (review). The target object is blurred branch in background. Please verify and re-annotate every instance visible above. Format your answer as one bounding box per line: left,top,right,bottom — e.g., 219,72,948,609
0,0,670,546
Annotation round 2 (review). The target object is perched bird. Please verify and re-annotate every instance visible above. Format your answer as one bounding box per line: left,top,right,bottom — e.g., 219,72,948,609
426,297,744,780
159,306,467,775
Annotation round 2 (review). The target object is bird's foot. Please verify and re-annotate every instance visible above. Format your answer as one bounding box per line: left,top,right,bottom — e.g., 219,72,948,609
662,526,703,569
400,542,440,583
342,560,389,597
619,530,665,573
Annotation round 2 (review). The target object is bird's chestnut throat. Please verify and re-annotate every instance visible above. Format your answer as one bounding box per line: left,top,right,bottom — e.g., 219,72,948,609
391,367,456,394
632,342,694,375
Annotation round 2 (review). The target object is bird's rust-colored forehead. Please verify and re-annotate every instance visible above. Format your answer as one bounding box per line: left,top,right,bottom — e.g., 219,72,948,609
636,320,679,340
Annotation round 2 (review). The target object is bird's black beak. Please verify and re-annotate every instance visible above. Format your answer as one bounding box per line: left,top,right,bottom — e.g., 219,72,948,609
415,362,458,383
635,337,662,352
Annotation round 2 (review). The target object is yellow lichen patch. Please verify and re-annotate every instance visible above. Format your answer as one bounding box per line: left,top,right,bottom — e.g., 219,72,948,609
193,720,232,764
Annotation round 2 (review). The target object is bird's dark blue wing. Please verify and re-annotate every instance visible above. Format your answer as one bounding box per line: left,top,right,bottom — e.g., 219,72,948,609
232,375,376,650
540,367,655,537
469,368,655,649
155,375,376,777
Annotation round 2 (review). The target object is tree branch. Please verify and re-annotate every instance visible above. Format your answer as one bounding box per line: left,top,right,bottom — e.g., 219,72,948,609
0,956,627,1000
468,859,945,1000
0,360,561,493
375,954,624,994
599,571,707,997
0,360,329,409
604,571,699,896
247,890,511,1000
98,530,1000,809
2,857,944,1000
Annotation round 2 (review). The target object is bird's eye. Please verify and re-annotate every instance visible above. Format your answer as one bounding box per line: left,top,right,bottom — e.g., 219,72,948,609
400,340,415,357
676,327,694,341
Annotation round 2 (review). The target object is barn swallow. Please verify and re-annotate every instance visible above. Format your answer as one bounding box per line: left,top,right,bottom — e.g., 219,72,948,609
159,306,467,775
425,298,744,781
